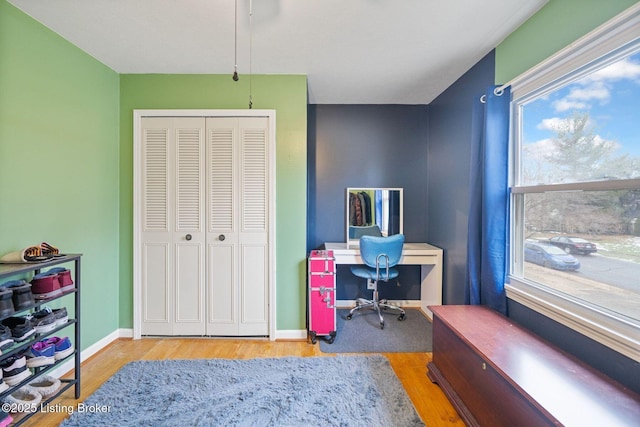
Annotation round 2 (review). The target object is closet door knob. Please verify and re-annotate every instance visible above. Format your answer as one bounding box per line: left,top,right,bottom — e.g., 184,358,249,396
219,234,226,241
185,234,192,241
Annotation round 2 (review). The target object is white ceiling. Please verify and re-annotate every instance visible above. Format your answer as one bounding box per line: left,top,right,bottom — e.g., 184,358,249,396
8,0,547,104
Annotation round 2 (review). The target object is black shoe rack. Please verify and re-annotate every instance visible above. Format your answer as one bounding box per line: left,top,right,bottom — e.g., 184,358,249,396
0,254,81,426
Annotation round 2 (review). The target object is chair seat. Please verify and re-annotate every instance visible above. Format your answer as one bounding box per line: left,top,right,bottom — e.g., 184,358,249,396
350,265,399,281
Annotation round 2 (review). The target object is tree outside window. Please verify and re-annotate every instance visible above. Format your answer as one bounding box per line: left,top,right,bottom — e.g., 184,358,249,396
512,49,640,323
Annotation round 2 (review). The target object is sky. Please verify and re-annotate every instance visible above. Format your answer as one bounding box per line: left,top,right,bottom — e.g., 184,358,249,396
521,49,640,166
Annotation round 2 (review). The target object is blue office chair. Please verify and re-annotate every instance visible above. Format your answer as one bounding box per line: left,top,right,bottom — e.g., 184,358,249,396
347,234,406,329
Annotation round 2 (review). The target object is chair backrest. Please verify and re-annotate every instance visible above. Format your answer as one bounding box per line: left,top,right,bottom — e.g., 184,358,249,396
359,234,405,269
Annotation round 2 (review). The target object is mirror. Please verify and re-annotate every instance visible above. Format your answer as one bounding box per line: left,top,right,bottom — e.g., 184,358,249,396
346,188,403,245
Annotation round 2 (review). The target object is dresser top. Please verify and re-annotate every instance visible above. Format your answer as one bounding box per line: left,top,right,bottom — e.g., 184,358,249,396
430,305,640,427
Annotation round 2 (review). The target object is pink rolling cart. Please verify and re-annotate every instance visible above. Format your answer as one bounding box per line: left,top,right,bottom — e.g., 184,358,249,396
308,250,337,344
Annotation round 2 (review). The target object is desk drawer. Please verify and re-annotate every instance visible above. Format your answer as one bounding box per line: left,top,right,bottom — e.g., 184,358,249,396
399,254,438,265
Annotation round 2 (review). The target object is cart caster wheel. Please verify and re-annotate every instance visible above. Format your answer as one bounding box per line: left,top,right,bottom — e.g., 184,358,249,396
327,331,336,344
346,314,353,320
398,313,405,321
309,331,317,344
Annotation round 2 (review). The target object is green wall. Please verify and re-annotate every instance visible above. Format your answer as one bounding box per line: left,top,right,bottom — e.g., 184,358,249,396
2,0,309,339
5,0,634,346
0,1,120,348
496,0,638,83
119,74,308,331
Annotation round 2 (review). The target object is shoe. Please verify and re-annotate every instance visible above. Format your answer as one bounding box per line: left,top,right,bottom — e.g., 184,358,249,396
24,341,55,368
27,307,56,334
45,267,74,293
0,409,12,427
30,272,62,300
2,387,41,413
28,375,61,398
0,285,14,318
1,355,31,386
2,280,34,310
0,325,14,350
0,246,45,263
1,317,35,342
44,337,73,360
52,307,68,326
40,242,60,257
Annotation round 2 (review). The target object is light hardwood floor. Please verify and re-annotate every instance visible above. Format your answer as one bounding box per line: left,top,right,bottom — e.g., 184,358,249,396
20,338,464,426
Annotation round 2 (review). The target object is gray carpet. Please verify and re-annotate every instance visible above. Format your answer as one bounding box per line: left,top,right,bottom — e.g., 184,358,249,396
320,308,432,353
60,355,423,427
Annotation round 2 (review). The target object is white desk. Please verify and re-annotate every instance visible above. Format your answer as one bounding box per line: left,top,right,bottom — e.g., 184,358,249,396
324,242,443,319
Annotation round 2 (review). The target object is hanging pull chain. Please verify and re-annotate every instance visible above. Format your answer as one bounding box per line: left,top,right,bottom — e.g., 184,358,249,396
232,0,239,81
249,0,253,108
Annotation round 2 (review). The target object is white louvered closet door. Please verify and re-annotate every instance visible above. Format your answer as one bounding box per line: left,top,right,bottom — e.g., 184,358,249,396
140,117,206,336
206,117,269,336
140,115,269,337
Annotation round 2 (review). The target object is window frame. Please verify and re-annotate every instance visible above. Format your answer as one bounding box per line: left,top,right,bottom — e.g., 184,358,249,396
506,4,640,363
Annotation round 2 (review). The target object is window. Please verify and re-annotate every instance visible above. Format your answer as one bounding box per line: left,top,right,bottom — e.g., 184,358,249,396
508,7,640,362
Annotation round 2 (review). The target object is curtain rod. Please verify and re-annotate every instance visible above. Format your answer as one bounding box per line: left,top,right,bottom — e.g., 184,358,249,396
480,85,506,103
485,2,640,104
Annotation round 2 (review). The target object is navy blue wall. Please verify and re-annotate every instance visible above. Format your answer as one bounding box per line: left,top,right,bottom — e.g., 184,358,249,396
307,105,428,300
427,52,495,305
306,52,638,395
426,50,639,394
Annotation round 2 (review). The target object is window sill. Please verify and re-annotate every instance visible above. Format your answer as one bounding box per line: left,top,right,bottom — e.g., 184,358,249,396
506,278,640,363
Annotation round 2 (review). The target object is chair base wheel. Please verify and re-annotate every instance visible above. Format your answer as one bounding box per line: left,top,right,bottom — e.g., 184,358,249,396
398,313,405,321
346,314,353,320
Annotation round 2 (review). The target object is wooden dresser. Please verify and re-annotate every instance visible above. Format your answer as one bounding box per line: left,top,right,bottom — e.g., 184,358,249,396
427,305,640,427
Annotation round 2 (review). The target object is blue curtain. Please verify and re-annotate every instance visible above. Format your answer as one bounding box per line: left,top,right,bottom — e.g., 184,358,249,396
465,85,511,314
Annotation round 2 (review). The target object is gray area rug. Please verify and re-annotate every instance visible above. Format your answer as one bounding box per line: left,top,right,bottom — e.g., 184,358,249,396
60,355,423,427
320,308,432,353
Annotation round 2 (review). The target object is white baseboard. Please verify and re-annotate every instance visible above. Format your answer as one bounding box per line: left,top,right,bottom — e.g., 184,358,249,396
274,329,307,340
49,328,132,378
118,328,134,338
